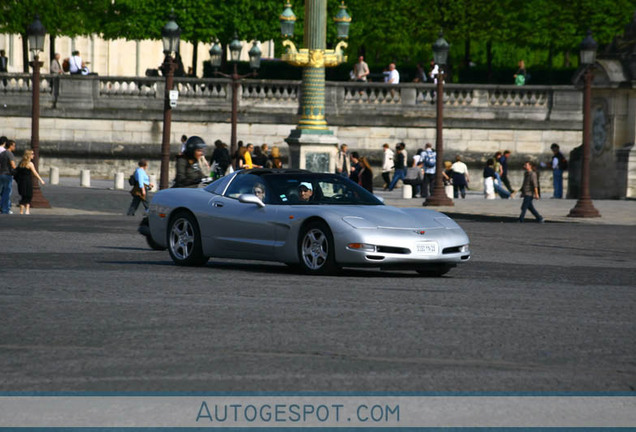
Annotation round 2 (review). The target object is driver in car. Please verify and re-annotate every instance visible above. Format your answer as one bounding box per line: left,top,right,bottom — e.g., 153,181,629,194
298,182,313,202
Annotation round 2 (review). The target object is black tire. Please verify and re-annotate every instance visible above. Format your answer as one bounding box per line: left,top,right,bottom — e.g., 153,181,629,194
167,211,208,266
416,264,452,277
146,234,167,251
297,220,338,275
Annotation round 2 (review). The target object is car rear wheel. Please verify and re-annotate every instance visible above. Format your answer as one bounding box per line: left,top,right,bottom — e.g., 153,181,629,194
168,211,208,266
298,221,337,275
416,264,452,277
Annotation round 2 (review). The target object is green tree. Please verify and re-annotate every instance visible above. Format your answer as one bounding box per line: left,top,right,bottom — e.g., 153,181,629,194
102,0,282,76
0,0,107,72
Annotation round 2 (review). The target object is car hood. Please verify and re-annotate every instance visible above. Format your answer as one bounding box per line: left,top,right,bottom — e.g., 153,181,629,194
310,205,457,230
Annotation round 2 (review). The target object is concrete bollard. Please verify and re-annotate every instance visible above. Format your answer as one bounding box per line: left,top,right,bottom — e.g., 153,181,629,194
114,172,125,190
149,174,158,192
402,184,412,199
49,167,59,185
80,169,91,188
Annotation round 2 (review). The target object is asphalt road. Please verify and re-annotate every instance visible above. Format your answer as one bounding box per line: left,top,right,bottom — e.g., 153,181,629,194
1,213,634,392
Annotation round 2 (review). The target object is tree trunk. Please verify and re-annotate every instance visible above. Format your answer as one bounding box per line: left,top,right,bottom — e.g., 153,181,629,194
547,41,553,84
191,40,198,76
464,38,471,68
50,35,56,67
486,40,493,83
22,33,29,73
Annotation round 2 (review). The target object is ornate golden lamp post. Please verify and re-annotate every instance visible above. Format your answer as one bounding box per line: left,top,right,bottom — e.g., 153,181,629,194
280,0,351,172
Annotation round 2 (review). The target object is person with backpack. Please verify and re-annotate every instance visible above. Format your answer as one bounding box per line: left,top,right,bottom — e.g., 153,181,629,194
127,159,153,216
421,142,436,198
549,143,567,198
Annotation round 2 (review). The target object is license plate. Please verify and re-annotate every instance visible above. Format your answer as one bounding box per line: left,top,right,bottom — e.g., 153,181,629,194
416,241,438,255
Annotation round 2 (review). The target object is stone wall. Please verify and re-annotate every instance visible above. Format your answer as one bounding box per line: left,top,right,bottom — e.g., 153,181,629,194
1,75,632,196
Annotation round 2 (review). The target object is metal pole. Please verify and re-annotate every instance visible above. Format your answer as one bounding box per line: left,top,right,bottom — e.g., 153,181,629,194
568,67,600,217
230,61,239,166
159,54,175,190
30,54,50,208
424,69,453,207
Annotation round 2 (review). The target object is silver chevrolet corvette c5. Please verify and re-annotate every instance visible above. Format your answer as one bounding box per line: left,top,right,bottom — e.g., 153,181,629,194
146,169,470,276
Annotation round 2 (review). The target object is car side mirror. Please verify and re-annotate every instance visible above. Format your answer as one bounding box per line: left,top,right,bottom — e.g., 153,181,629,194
238,193,265,208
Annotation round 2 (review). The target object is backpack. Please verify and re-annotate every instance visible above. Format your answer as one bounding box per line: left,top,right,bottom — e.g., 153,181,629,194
558,153,568,171
62,58,70,72
128,174,136,186
424,153,436,168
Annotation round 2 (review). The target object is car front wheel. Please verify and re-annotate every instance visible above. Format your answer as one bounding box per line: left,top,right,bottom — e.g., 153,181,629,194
298,221,337,275
168,211,208,266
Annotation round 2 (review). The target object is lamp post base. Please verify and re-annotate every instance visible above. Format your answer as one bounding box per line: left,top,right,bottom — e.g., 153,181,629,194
423,185,454,207
567,198,600,218
285,128,338,173
30,183,51,208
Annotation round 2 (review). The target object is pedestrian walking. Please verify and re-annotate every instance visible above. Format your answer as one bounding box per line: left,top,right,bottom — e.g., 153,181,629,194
388,143,407,191
381,143,394,190
127,160,153,216
14,149,45,215
518,160,544,223
498,150,515,196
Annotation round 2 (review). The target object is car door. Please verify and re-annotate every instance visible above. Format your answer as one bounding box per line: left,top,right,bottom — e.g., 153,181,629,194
206,173,278,260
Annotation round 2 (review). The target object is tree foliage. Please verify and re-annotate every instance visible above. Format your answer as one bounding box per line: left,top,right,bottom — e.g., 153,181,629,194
1,0,635,80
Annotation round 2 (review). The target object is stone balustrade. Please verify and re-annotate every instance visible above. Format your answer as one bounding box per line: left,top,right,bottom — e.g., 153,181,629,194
0,74,580,127
3,73,633,198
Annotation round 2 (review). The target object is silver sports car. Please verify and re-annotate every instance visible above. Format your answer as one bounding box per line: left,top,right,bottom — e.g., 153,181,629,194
145,169,470,276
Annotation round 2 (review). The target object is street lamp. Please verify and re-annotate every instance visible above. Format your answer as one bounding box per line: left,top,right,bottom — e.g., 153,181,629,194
424,31,453,207
568,30,601,218
279,0,350,173
159,15,181,190
27,14,50,208
333,1,352,39
210,33,261,167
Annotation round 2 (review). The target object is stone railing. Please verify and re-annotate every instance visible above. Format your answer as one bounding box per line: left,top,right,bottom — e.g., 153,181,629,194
0,74,581,127
0,73,53,95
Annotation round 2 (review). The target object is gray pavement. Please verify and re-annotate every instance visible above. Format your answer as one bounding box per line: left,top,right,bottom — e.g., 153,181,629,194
7,177,636,225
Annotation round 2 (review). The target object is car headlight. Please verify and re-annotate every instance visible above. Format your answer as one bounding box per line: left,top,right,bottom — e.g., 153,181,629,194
459,244,470,253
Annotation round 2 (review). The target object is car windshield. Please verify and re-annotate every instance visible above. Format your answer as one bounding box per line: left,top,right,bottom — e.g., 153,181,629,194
260,173,383,206
204,174,233,195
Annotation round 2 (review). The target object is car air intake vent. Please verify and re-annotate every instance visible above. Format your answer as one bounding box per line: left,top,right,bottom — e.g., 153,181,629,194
376,246,411,254
365,255,385,261
443,246,462,254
